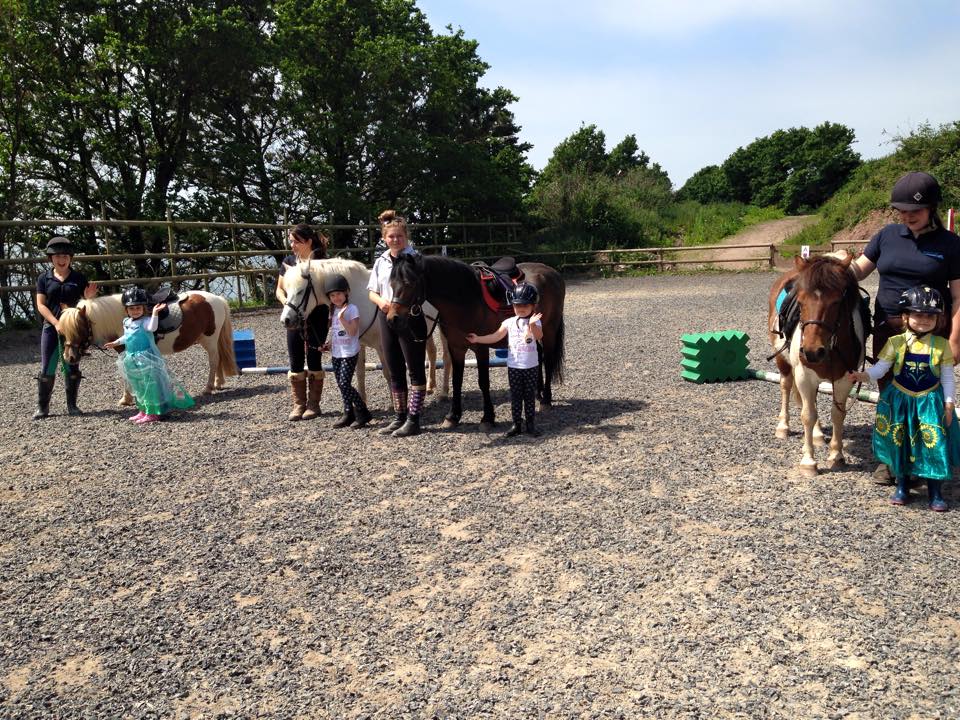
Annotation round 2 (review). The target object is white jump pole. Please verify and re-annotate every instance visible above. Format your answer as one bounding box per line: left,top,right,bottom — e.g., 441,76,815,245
747,368,879,404
240,356,509,375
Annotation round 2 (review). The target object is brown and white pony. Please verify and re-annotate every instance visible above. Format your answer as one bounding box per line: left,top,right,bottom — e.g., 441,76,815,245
59,290,238,405
768,252,866,476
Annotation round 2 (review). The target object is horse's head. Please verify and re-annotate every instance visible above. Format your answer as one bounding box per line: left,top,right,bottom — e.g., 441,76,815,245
58,305,93,364
793,253,857,366
387,253,425,326
280,261,319,328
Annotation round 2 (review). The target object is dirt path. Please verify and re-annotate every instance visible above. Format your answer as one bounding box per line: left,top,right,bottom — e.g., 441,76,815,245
682,215,818,271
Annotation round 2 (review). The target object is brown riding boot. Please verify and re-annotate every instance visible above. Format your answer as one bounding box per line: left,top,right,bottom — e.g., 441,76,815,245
301,370,324,421
288,371,307,421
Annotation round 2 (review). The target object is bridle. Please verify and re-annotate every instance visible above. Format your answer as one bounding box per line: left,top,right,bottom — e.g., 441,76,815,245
389,273,439,344
284,264,328,350
61,309,95,362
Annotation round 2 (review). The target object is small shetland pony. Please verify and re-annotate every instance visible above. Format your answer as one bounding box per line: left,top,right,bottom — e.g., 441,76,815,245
279,258,443,403
388,253,566,430
59,290,238,405
768,252,866,476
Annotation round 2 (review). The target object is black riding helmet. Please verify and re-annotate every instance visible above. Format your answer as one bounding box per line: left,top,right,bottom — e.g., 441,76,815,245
891,172,941,211
898,285,944,314
44,236,75,256
122,286,150,307
324,273,350,296
508,281,539,305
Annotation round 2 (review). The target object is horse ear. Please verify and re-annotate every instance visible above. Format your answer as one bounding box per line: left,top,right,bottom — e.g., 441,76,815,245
793,255,808,270
300,262,310,279
78,306,87,317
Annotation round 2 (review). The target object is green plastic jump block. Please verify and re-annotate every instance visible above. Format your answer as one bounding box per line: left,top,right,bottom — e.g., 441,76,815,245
680,330,750,383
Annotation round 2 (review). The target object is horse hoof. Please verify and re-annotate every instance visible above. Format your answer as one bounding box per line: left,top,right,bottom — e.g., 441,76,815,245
775,428,789,440
201,387,214,396
825,457,846,471
479,422,495,433
441,418,459,430
798,464,819,478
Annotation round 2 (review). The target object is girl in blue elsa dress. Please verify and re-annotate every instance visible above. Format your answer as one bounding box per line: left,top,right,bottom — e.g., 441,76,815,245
848,285,960,511
104,287,194,424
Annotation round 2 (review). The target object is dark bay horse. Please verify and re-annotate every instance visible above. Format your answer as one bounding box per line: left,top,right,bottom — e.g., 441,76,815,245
388,254,566,430
768,252,866,476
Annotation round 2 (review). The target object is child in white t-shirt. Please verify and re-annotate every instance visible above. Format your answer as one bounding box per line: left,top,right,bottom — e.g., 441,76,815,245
466,282,543,437
323,274,372,429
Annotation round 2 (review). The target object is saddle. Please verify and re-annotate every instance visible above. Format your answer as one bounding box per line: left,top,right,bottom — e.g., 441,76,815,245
149,286,183,336
472,257,525,315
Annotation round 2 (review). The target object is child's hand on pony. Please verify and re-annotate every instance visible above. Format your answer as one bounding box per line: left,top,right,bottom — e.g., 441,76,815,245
846,371,868,383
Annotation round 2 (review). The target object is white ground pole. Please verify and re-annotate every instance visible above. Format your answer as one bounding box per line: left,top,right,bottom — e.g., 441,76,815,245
747,368,880,404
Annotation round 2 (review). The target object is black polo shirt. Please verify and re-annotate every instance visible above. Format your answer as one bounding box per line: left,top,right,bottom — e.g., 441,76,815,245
863,223,960,321
35,268,88,321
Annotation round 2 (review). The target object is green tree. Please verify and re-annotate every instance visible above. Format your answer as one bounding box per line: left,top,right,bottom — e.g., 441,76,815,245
675,165,733,203
721,123,860,212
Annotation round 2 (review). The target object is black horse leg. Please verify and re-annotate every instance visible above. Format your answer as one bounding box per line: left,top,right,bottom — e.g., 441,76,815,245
476,347,495,428
443,352,466,428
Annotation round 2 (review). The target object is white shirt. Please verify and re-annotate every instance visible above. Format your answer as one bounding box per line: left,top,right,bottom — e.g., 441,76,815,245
367,247,416,302
501,315,541,369
330,303,361,358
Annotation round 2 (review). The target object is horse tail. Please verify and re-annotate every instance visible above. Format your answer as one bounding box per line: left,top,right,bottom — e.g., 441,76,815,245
218,305,239,378
546,316,566,386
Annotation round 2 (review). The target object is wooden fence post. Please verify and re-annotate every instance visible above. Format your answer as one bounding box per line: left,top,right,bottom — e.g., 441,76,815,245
165,209,176,284
229,201,242,307
769,244,776,269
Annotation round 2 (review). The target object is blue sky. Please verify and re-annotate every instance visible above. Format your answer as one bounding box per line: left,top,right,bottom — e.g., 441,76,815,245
415,0,960,187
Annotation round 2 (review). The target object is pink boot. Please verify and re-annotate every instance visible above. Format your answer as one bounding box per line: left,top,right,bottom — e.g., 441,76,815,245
129,411,146,423
135,414,160,425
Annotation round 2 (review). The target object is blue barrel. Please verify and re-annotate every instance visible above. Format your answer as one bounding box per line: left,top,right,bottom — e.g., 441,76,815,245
233,329,257,369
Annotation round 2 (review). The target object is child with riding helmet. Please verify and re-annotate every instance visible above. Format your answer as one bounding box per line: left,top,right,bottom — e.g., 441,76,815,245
847,285,960,511
467,281,544,437
276,223,330,421
367,209,426,437
104,286,194,424
321,273,372,429
34,236,98,419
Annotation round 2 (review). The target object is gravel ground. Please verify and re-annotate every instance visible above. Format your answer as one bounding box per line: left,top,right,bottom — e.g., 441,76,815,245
1,272,959,719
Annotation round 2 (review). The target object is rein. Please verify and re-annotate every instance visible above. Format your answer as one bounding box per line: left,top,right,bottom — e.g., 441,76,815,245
286,266,326,351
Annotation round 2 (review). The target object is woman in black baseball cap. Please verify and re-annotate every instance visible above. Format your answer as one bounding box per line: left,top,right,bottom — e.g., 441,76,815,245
33,235,97,419
849,171,960,481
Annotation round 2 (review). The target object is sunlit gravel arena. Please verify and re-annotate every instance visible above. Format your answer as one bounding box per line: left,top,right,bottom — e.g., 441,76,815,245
2,271,959,718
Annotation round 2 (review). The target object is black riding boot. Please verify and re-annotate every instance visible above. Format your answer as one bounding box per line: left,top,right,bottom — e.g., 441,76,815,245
392,414,421,437
332,410,355,429
504,422,522,438
351,405,373,429
379,414,406,435
525,418,541,437
64,371,83,416
33,375,55,420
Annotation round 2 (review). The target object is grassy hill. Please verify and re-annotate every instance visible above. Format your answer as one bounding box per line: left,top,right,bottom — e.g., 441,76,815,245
791,122,960,248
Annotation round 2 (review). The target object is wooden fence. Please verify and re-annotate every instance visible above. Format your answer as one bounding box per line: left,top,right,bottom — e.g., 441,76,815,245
0,217,522,325
0,215,796,326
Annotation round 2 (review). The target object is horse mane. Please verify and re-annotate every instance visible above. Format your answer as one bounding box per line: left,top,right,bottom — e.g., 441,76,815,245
59,294,125,343
394,254,480,303
796,256,856,296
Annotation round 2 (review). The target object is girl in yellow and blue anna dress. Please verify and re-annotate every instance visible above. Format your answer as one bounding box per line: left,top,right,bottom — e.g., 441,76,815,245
848,285,960,511
104,287,195,425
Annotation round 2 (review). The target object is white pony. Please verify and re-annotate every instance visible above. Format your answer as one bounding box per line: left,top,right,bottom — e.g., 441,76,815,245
58,290,238,405
279,258,446,403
